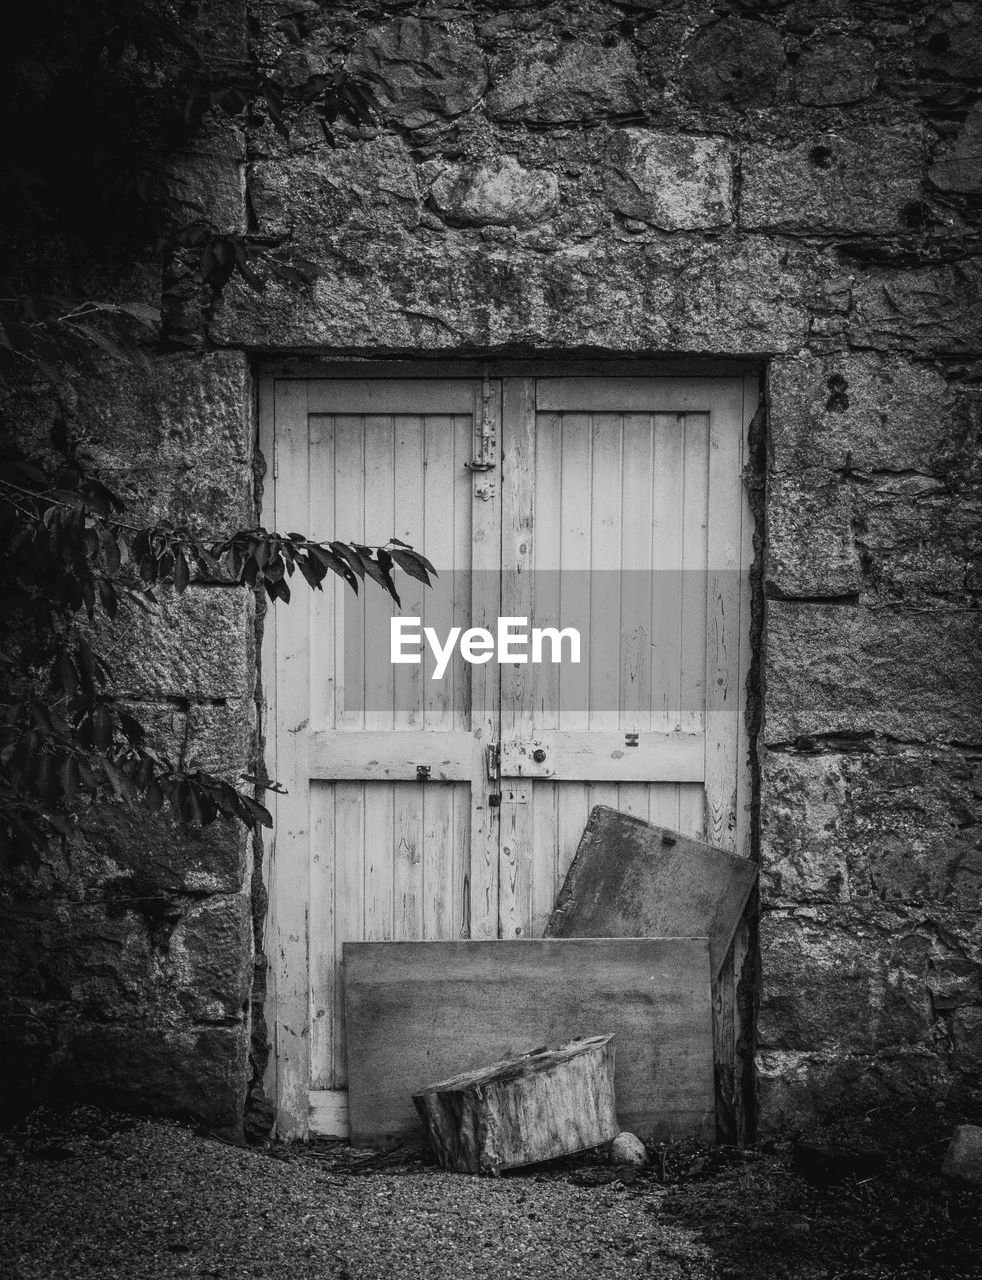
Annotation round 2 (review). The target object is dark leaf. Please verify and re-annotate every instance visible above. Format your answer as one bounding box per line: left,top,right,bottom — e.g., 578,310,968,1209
389,548,433,586
174,551,190,594
97,577,118,618
60,755,80,799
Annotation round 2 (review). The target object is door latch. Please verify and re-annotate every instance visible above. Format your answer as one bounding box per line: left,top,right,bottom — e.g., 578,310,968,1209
416,764,431,782
466,373,496,471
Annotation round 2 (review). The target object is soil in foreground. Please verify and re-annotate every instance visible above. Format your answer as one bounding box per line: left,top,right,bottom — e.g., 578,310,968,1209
1,1105,979,1279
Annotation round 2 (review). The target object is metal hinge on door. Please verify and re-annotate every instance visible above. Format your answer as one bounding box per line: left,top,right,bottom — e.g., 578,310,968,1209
465,374,496,472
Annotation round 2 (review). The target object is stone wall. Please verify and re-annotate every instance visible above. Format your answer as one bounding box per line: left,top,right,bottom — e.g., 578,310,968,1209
0,350,258,1140
3,0,981,1137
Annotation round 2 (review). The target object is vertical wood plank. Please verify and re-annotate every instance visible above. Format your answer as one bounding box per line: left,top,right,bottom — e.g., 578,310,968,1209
650,413,685,736
309,782,335,1090
308,413,336,731
587,412,622,733
679,414,709,742
332,781,365,1088
557,412,592,733
393,782,424,939
556,784,590,890
619,414,654,735
498,378,535,939
363,784,394,942
392,414,424,728
530,782,559,936
731,375,760,1143
468,381,502,939
271,379,311,1137
451,415,474,734
452,784,471,938
705,377,750,1143
333,415,366,732
704,382,745,852
307,414,336,1093
421,415,459,732
362,414,397,731
736,375,759,862
422,786,454,939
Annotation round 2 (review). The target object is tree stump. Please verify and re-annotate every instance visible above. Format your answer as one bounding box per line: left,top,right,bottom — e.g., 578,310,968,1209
412,1034,617,1174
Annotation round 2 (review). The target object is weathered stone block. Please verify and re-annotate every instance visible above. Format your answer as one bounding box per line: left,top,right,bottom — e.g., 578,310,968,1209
78,350,253,528
766,472,860,598
848,748,982,910
767,353,963,478
429,155,559,229
82,349,250,464
927,959,981,1012
761,742,982,912
0,894,252,1026
188,0,248,64
105,586,252,701
170,895,253,1022
852,488,982,600
942,1124,982,1186
765,602,982,742
850,263,982,356
0,902,159,1015
169,150,246,234
952,1008,982,1075
917,3,982,82
211,233,814,354
760,750,850,903
794,37,878,106
350,17,487,131
757,1046,952,1131
50,1022,249,1135
73,806,248,897
606,131,733,230
741,127,922,234
759,906,934,1055
129,698,256,783
929,103,982,195
250,139,423,239
681,19,787,107
488,37,641,122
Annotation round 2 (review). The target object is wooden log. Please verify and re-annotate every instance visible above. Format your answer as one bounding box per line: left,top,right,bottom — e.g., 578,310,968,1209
413,1035,617,1174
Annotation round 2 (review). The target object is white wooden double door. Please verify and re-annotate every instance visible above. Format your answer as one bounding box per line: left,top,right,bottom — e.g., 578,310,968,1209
262,371,757,1138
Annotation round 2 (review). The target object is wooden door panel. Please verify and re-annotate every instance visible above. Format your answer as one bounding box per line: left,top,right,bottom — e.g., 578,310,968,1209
498,379,751,941
297,376,496,1111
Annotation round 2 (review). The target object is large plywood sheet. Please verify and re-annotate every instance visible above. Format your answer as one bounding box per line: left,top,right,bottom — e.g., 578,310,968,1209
343,938,714,1147
544,806,757,978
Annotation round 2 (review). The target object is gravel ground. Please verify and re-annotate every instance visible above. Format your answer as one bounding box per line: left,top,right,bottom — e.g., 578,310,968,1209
3,1107,979,1280
0,1111,713,1280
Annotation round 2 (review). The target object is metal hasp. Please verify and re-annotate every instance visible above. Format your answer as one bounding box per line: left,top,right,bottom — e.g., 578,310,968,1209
416,764,431,782
465,373,497,471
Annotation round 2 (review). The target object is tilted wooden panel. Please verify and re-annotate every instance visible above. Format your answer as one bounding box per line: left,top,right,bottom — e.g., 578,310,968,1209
343,938,714,1147
544,805,757,979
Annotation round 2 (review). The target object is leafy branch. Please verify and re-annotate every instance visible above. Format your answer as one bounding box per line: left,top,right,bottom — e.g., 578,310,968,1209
0,449,436,871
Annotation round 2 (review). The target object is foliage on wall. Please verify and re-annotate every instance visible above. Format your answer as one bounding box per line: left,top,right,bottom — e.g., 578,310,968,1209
0,1,431,868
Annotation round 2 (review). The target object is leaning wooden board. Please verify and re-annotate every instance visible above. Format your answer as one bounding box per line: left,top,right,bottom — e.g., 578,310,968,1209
544,807,757,979
344,938,714,1147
